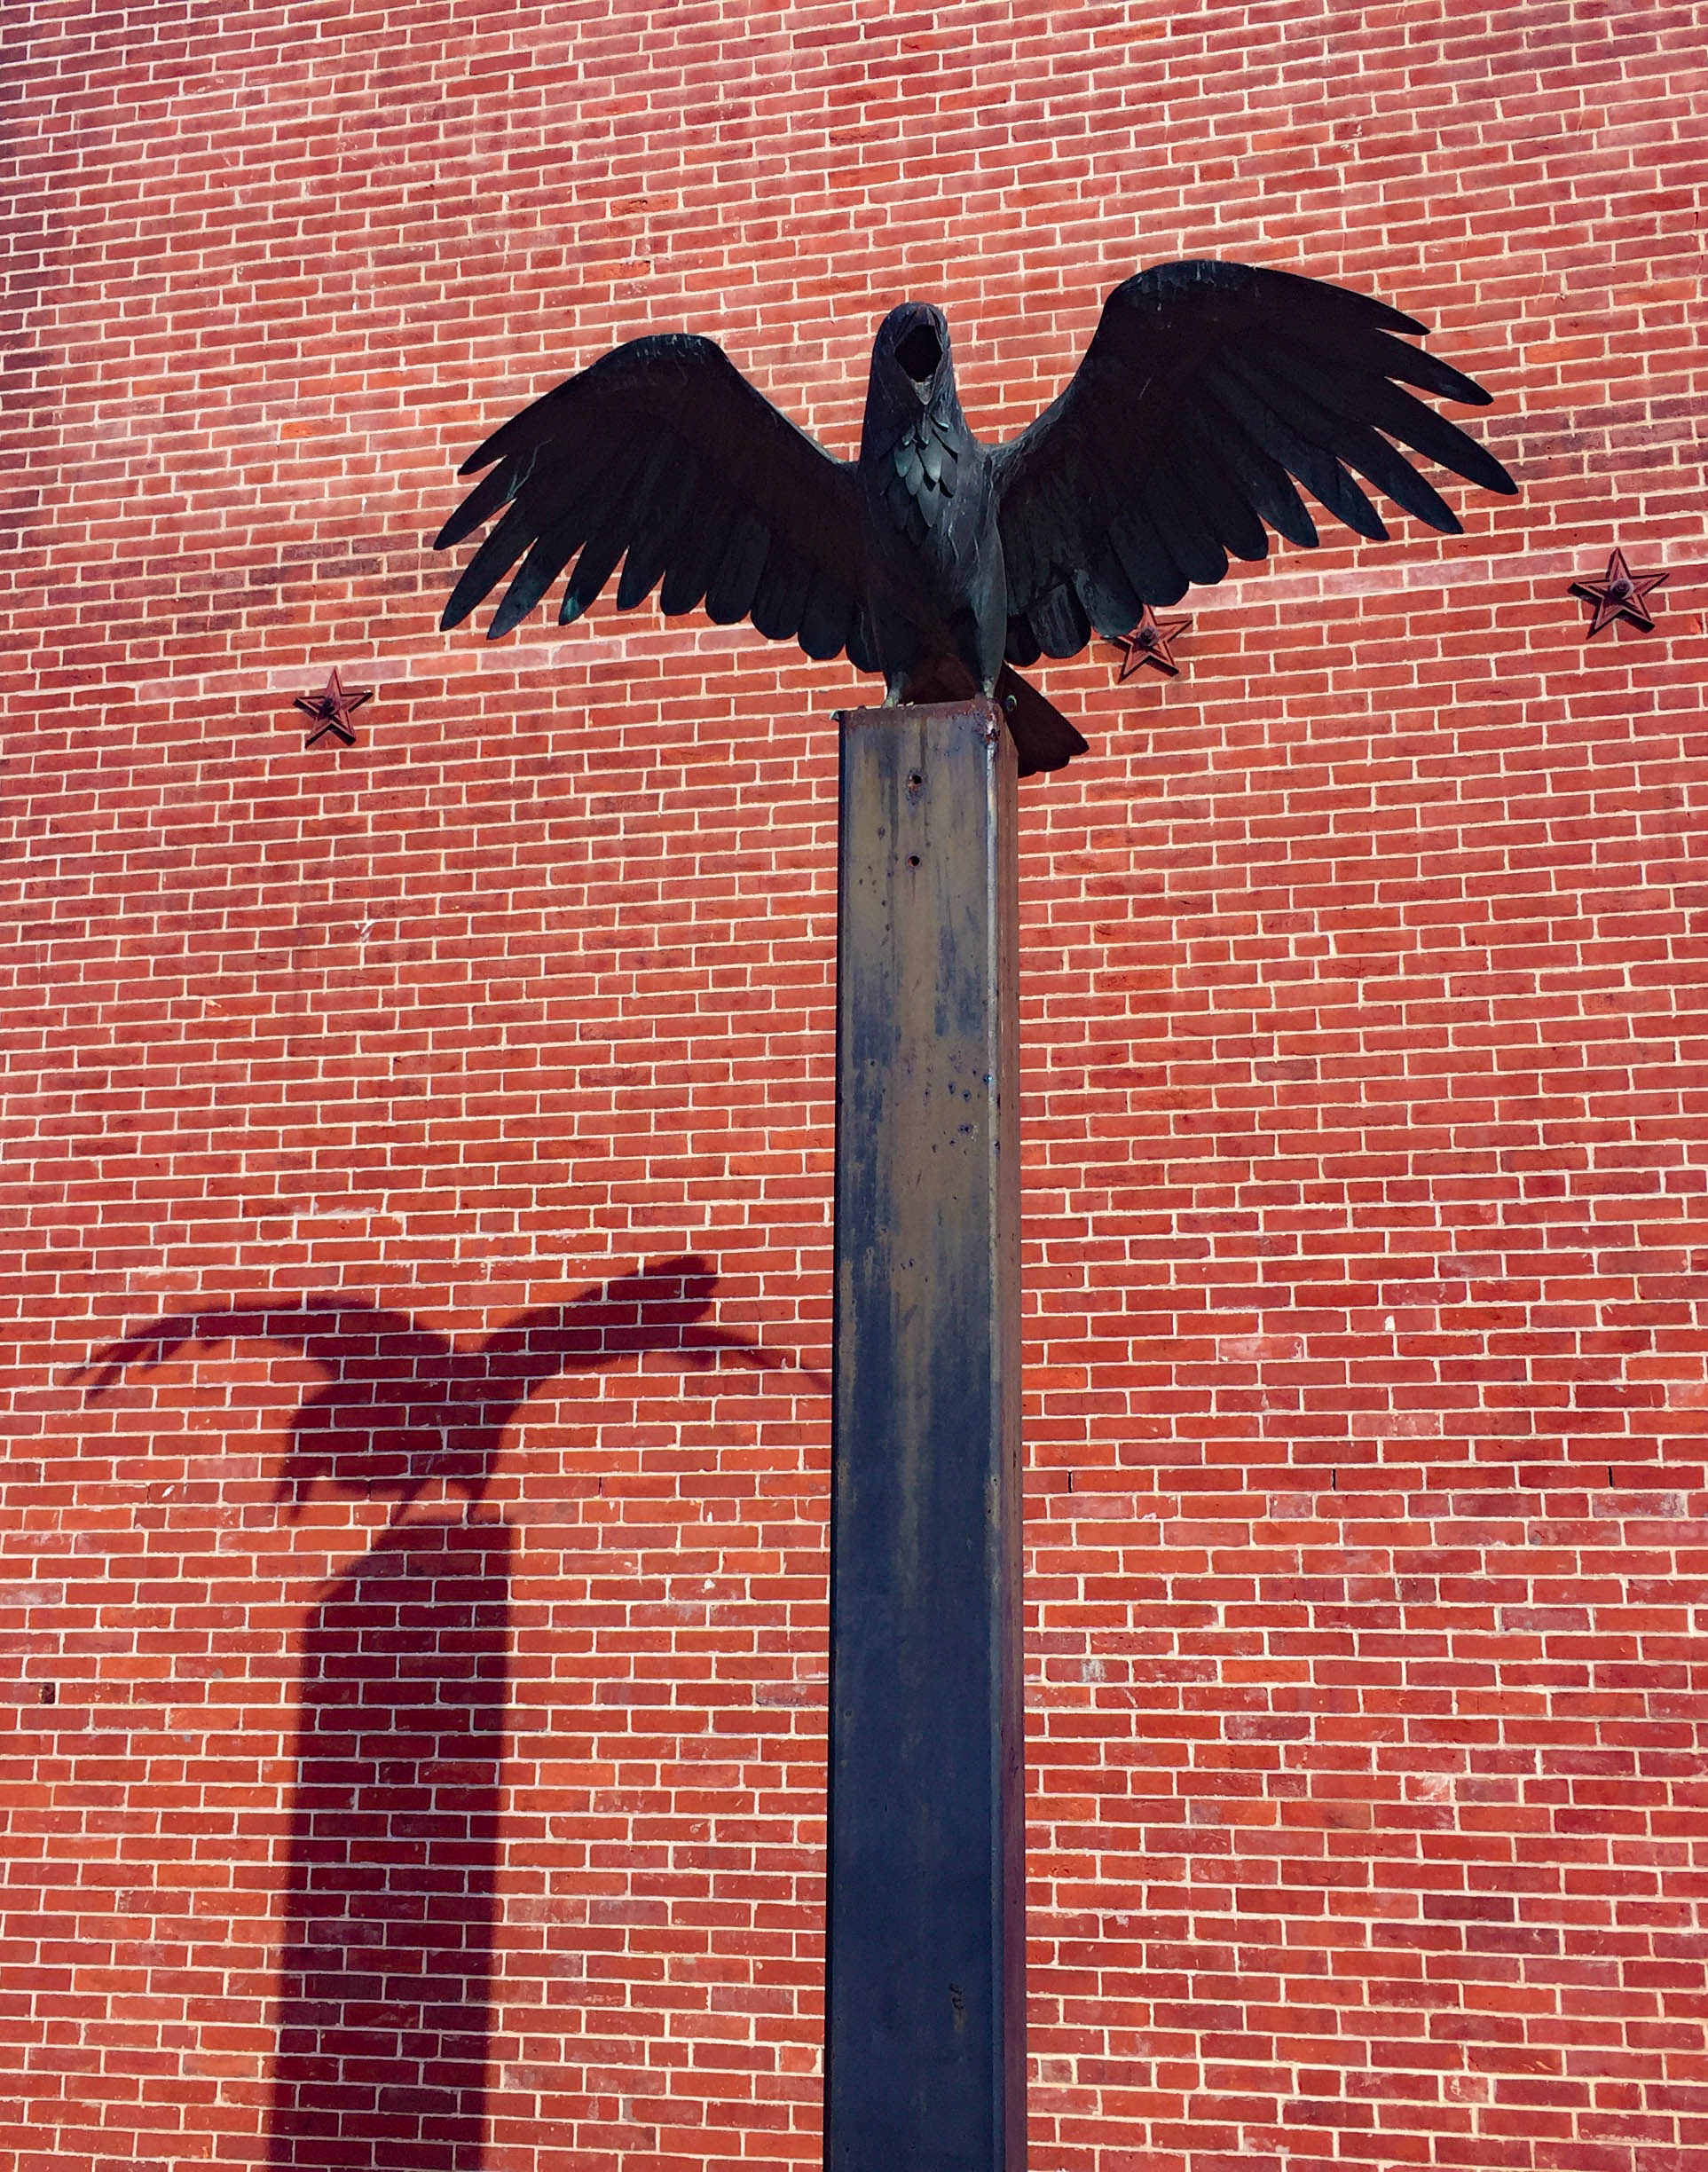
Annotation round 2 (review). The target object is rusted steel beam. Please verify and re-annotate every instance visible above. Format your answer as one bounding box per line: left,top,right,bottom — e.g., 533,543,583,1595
827,697,1025,2172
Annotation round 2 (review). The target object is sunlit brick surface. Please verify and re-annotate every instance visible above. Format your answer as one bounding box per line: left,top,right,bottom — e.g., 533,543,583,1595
4,4,1707,2169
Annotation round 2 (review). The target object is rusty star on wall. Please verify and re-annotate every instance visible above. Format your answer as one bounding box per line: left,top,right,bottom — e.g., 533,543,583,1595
1112,605,1194,680
293,667,372,745
1569,548,1668,639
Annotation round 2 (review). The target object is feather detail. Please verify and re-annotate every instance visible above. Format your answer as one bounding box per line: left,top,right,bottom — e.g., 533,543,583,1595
435,332,871,667
992,258,1512,641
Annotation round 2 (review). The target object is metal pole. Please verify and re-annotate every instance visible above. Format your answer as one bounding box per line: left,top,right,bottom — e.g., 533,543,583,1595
826,696,1025,2172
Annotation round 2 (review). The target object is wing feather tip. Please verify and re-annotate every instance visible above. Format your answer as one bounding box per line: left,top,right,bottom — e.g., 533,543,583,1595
442,578,491,634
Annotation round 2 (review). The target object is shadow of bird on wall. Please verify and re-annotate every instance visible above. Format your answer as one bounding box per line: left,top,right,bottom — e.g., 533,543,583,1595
75,1254,821,1520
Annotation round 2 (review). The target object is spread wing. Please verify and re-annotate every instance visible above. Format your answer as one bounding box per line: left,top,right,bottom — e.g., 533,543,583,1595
436,334,881,671
477,1255,787,1390
991,259,1517,663
73,1302,451,1397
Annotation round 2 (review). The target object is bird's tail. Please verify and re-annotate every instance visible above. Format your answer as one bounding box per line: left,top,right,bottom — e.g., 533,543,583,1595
995,665,1088,777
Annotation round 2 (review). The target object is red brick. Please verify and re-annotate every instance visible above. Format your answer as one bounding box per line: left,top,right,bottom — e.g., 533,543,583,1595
4,5,1708,2171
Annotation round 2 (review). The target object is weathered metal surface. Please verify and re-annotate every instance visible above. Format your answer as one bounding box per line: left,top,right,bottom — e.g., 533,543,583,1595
1112,603,1193,679
1570,547,1669,637
826,697,1024,2172
292,666,371,746
437,264,1515,780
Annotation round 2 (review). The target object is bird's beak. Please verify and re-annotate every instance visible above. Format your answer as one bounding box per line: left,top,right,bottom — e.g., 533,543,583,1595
894,321,943,398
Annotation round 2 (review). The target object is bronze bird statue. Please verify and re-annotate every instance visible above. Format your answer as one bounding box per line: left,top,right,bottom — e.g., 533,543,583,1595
75,1255,802,1521
434,259,1515,775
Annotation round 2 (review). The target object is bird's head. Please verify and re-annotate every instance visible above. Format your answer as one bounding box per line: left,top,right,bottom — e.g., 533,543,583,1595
874,301,952,405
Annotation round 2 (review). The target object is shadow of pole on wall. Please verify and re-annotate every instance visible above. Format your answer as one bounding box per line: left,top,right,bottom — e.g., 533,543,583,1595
270,1511,512,2172
74,1253,828,2171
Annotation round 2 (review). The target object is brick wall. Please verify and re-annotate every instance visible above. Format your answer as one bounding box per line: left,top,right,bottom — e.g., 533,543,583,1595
4,3,1707,2168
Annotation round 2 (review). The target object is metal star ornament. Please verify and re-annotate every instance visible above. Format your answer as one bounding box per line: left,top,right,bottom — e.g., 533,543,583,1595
293,668,372,745
1113,606,1194,680
1570,548,1668,639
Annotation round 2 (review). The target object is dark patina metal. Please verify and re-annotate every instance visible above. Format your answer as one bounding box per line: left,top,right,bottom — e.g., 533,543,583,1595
828,698,1024,2172
1113,604,1194,679
1570,547,1668,638
293,667,371,746
436,260,1514,779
